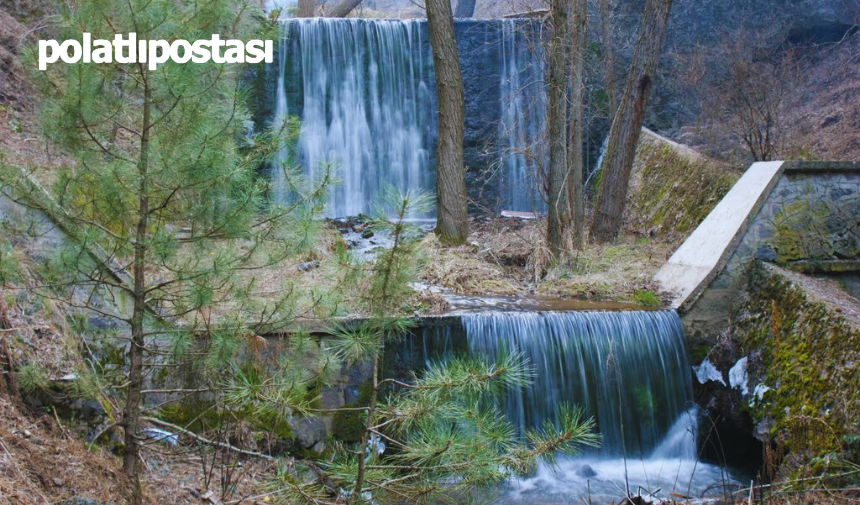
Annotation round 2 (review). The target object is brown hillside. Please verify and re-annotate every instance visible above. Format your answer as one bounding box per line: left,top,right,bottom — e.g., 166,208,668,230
783,31,860,161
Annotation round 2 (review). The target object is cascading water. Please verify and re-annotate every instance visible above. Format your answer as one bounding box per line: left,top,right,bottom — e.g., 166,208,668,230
462,311,693,456
272,19,435,217
392,310,736,502
498,20,546,213
267,18,550,217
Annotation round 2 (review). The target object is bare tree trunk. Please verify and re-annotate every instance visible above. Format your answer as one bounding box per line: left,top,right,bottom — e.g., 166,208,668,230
297,0,314,17
328,0,362,17
567,0,587,247
599,0,619,116
590,0,673,244
122,76,151,505
427,0,468,245
454,0,477,18
546,0,571,257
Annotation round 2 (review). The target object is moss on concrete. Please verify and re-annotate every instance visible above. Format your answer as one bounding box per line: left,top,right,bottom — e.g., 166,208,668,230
158,400,294,442
627,133,738,237
733,264,860,466
330,382,373,443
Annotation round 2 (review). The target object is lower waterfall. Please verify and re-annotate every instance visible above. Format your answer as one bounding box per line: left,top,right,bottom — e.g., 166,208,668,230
391,310,737,502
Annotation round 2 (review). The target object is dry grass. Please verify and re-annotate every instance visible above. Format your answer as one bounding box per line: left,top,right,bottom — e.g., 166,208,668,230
419,217,676,305
420,233,522,296
0,394,275,505
535,234,674,303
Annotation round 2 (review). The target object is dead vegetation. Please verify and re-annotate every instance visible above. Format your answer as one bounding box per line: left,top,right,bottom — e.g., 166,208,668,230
0,393,276,505
419,217,676,306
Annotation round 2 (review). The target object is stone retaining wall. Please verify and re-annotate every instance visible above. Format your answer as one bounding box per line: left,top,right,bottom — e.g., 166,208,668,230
658,161,860,351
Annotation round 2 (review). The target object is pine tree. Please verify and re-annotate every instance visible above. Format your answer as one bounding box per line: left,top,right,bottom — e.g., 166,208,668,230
0,1,332,503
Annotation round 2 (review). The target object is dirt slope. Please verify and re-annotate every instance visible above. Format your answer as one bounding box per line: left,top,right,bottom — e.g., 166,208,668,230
783,31,860,161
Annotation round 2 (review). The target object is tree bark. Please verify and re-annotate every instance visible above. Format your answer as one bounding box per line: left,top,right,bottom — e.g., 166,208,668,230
328,0,362,17
567,0,587,247
122,76,151,505
427,0,468,245
454,0,477,18
546,0,571,257
297,0,314,17
590,0,673,243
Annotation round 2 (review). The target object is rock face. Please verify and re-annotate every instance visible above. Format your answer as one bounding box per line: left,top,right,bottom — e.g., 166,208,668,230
605,0,859,133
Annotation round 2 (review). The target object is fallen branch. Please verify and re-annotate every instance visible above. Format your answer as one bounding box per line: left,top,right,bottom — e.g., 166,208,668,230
327,0,362,17
141,416,275,461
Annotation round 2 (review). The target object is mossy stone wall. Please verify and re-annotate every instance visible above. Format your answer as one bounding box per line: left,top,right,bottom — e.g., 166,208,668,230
626,130,738,237
732,264,859,471
683,166,860,349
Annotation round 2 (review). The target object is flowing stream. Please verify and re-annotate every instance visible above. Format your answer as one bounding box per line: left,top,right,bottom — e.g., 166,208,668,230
391,310,737,503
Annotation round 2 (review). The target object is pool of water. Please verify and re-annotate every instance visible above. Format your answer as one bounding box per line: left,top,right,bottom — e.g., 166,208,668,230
496,456,738,504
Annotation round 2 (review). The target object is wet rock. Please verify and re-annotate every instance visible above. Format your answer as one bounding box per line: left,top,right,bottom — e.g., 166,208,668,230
326,218,350,231
361,228,374,239
297,260,319,272
576,464,597,478
288,416,325,449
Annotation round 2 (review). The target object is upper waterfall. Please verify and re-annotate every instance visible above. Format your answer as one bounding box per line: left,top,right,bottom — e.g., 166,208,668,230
272,18,434,217
265,18,548,216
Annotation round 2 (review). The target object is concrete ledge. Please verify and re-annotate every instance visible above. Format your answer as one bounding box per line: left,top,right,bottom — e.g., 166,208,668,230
782,161,860,173
783,260,860,274
653,161,785,310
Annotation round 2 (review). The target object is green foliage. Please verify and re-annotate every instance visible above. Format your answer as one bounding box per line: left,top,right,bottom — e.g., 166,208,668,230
0,3,344,500
16,363,51,395
0,240,20,285
735,264,860,467
632,289,661,307
7,0,330,338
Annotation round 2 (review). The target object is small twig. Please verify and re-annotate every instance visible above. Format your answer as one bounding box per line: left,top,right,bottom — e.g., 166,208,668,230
141,417,275,461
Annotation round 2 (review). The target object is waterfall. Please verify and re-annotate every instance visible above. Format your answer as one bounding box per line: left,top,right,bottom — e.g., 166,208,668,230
266,19,552,217
402,310,694,456
462,311,693,457
498,20,546,213
391,310,736,501
273,19,435,217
